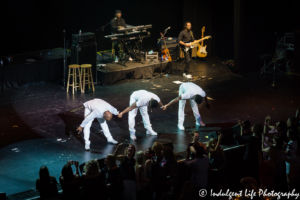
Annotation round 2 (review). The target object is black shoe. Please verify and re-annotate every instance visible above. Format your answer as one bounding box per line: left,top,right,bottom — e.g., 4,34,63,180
184,70,192,73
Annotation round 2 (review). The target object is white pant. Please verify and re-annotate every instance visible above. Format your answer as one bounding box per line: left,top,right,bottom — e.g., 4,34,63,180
128,96,153,134
178,91,201,126
83,108,113,146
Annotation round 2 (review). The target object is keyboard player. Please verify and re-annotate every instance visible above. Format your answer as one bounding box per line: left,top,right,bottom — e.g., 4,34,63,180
110,10,126,62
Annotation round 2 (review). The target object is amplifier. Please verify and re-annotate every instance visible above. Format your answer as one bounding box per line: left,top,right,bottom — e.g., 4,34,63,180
72,32,96,45
157,37,178,49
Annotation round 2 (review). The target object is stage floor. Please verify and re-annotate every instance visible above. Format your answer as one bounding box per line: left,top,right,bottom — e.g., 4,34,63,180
0,56,299,195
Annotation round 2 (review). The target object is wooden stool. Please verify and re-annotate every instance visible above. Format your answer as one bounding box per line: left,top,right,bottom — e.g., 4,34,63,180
80,64,95,93
67,64,82,94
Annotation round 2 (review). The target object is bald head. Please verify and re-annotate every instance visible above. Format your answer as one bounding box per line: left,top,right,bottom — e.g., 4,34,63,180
104,111,112,121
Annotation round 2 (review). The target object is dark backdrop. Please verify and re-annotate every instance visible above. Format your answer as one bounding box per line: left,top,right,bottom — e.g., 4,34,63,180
1,0,184,56
234,0,299,72
1,0,298,72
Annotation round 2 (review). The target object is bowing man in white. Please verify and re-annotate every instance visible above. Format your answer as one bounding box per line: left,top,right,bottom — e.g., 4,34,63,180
118,90,166,140
76,99,119,151
164,82,210,130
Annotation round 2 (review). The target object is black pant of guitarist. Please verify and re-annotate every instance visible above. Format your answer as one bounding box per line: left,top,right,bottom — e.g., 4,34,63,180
183,48,192,73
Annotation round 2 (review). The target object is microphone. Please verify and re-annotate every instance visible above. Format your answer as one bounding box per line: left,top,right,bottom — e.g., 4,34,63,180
164,27,171,31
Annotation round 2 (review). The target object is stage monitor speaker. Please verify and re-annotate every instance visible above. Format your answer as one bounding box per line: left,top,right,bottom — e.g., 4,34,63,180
207,131,218,140
220,128,236,145
71,43,97,82
220,124,243,146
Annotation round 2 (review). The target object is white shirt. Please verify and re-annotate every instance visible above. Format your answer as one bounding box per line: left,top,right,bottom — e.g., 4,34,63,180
179,82,206,100
185,156,209,188
131,90,160,107
80,99,119,127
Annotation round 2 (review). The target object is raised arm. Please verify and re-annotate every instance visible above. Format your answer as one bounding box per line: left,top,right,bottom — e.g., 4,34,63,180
118,102,137,118
214,133,223,152
165,96,182,108
264,115,275,131
261,133,270,153
114,144,125,163
238,120,244,136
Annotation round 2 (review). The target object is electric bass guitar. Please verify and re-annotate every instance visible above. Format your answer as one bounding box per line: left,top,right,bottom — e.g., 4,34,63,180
160,32,172,61
183,36,211,52
197,26,208,57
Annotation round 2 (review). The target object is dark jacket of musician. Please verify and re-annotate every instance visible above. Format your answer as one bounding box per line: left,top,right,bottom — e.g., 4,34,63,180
110,10,126,33
178,29,194,48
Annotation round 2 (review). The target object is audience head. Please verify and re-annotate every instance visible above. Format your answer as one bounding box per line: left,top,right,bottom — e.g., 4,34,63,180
251,123,263,137
144,148,151,159
195,146,205,158
115,10,122,18
61,163,74,183
125,144,136,158
135,151,146,168
105,154,116,169
287,129,297,141
84,159,100,176
191,130,200,142
39,166,50,182
161,146,175,162
152,142,163,157
275,121,287,131
194,95,203,104
240,177,258,191
273,134,283,149
243,120,251,131
206,138,218,151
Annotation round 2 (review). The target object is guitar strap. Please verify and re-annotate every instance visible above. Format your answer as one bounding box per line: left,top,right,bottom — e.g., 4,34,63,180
190,30,194,40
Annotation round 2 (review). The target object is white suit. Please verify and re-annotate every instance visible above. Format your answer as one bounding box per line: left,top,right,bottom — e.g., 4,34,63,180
80,99,119,146
128,90,160,134
178,82,206,126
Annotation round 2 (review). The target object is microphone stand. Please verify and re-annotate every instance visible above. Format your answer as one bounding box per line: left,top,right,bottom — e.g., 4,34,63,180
96,21,111,63
63,30,66,89
158,29,168,78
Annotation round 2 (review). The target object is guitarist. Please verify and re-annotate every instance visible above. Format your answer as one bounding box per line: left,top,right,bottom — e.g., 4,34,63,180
178,22,203,73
